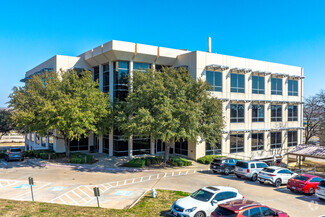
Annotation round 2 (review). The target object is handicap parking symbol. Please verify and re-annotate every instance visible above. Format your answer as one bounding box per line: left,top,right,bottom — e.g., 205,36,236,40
47,186,67,192
14,184,33,189
114,190,133,196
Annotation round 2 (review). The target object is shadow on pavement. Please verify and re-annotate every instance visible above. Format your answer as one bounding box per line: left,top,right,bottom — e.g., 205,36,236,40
0,158,44,169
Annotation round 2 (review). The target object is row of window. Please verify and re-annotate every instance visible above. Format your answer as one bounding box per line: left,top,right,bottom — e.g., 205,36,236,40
206,71,299,96
206,131,298,155
231,104,298,123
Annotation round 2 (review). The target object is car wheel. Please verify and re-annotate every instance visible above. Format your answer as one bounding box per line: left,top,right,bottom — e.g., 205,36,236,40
194,211,206,217
224,168,230,175
251,173,257,182
274,178,282,187
212,170,218,174
308,188,315,195
289,188,294,192
236,174,241,179
259,180,264,184
5,156,8,162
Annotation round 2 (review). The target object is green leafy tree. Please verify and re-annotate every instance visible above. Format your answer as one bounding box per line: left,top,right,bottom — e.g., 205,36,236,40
0,109,13,140
115,67,223,163
9,70,112,157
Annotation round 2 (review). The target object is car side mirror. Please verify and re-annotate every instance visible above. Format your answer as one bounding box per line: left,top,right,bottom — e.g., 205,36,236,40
212,199,218,204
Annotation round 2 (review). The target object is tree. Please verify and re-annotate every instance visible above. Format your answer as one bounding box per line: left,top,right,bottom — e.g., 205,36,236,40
9,70,112,157
115,67,224,163
0,108,13,140
304,95,321,144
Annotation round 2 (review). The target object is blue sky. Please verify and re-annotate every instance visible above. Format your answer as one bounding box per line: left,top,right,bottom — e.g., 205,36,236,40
1,0,325,107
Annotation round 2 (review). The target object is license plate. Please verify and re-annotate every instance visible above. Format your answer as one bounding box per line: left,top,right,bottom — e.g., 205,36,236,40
173,211,178,216
14,155,19,157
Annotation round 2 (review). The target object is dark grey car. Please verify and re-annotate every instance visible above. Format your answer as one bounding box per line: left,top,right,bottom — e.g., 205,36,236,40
5,148,24,161
210,158,238,175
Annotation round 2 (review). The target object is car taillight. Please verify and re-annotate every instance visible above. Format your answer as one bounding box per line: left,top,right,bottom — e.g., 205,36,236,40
270,174,276,176
8,152,12,154
247,169,250,173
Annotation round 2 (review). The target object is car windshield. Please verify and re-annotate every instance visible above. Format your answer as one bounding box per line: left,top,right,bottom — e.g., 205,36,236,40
262,168,275,173
190,189,214,202
294,175,309,181
318,180,325,187
10,148,21,152
236,161,248,168
215,207,237,217
213,159,223,163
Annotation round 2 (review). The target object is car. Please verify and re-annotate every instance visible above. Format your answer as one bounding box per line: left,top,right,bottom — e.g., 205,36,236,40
316,180,325,200
234,160,268,181
287,174,323,195
210,158,238,175
171,186,244,217
4,148,24,162
257,166,297,187
211,199,289,217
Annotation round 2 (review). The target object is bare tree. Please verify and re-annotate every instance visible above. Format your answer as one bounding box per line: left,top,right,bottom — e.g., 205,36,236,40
304,96,321,144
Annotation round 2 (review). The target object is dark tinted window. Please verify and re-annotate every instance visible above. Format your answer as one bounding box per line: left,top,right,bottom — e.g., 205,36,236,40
190,189,214,202
249,207,262,217
10,148,22,152
252,76,265,94
212,159,223,164
230,134,244,153
206,71,222,92
260,207,276,216
242,210,249,217
231,73,245,93
250,163,256,168
252,105,264,122
236,161,248,168
214,207,237,217
224,191,237,199
271,105,282,122
230,104,245,123
310,177,323,183
294,175,309,181
271,77,282,95
288,106,298,121
288,79,298,96
256,163,267,168
262,168,275,173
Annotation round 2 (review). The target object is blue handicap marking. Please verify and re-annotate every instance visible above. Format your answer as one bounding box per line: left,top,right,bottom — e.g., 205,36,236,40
14,184,33,189
114,190,133,196
47,186,67,192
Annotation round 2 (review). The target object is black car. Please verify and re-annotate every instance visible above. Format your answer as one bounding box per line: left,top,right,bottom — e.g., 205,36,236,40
210,158,237,175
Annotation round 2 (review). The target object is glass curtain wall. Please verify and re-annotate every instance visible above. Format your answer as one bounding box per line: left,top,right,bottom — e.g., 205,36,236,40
113,61,129,102
206,139,222,155
175,139,188,155
103,64,109,93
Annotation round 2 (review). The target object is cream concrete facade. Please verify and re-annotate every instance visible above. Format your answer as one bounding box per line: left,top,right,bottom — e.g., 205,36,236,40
23,40,304,160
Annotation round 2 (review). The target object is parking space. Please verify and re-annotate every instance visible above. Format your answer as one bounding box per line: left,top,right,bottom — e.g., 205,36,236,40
0,160,324,217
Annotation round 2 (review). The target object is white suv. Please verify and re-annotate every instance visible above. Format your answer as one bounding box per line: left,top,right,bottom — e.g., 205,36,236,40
257,166,297,187
235,160,268,181
316,180,325,201
171,186,244,217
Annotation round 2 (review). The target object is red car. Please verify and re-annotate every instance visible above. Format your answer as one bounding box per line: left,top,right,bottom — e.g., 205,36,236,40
287,174,323,195
211,199,289,217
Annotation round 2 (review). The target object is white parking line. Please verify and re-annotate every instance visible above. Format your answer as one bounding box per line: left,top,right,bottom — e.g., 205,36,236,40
1,161,7,166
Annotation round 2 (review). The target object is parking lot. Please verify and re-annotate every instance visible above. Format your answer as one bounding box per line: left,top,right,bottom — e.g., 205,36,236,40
0,159,324,217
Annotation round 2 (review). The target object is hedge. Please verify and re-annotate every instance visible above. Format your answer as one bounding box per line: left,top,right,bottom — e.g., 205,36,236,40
197,155,225,164
169,157,192,167
125,156,192,168
126,158,146,168
70,152,94,164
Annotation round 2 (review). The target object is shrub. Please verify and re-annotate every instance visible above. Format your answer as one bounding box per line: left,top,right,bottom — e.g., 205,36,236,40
197,155,225,165
39,153,49,160
70,152,94,164
169,157,192,167
126,159,146,168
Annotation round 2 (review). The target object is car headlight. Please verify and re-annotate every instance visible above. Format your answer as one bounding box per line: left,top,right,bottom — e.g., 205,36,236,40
185,207,197,213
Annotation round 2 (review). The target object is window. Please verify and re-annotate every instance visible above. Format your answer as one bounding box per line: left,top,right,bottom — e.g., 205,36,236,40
256,163,267,168
36,134,40,144
271,77,282,95
230,104,245,123
230,134,244,153
113,61,129,102
250,163,256,168
31,134,34,142
103,135,109,154
249,207,262,217
41,137,46,147
260,207,276,216
271,105,282,122
252,76,265,94
310,177,323,182
288,131,298,147
27,134,30,140
175,139,188,155
113,129,128,156
206,139,222,155
230,73,245,93
251,133,264,151
252,105,264,122
133,136,150,155
93,66,99,82
278,169,292,174
206,71,222,92
288,105,298,121
271,132,282,149
70,135,88,151
288,80,298,96
133,62,151,72
103,64,109,93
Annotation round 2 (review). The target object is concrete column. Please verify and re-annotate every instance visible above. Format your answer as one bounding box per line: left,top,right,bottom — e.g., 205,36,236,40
109,61,114,102
46,136,49,148
88,133,93,151
99,135,103,153
150,135,155,155
99,64,103,92
109,130,113,157
128,135,133,157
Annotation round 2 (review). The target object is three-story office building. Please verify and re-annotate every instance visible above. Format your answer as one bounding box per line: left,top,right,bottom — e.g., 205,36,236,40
23,40,304,160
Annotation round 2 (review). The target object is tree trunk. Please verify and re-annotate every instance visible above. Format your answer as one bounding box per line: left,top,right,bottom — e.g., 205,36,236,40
164,141,173,166
64,136,71,158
